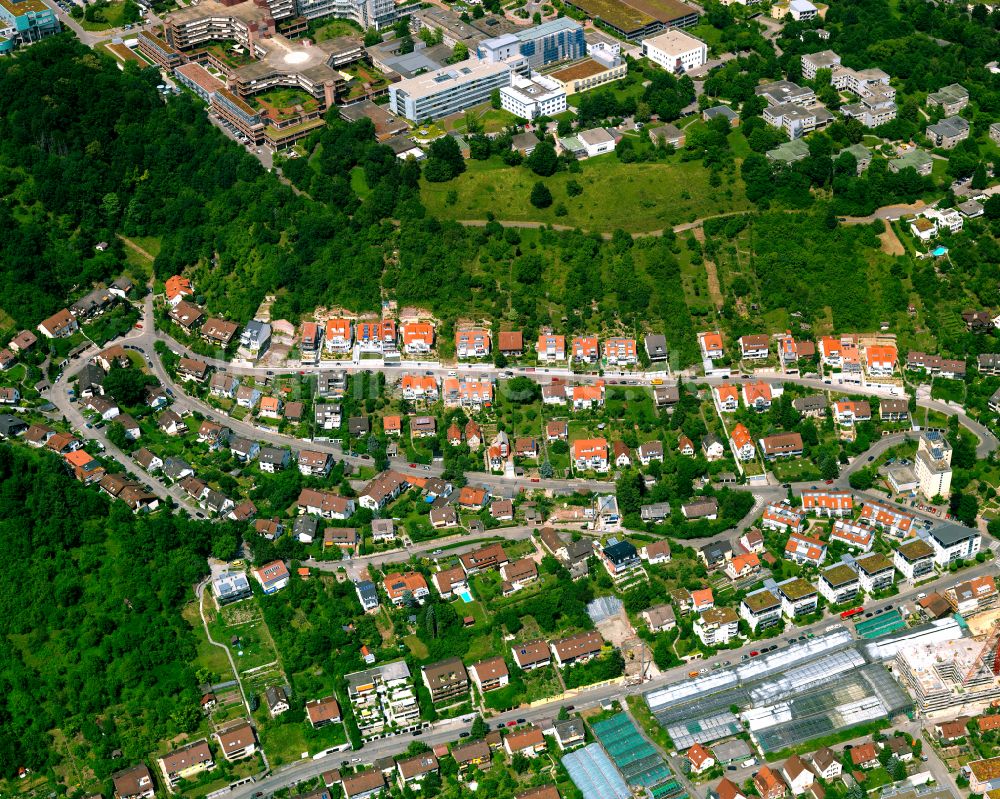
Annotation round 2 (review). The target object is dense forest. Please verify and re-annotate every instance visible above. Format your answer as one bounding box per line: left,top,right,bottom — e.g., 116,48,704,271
0,445,239,784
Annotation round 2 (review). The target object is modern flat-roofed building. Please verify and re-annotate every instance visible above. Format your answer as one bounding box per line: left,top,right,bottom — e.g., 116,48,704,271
818,563,859,605
500,74,567,120
926,116,969,149
478,17,586,71
894,539,935,583
562,0,699,41
926,524,980,567
389,59,512,121
546,56,628,94
915,431,952,500
641,28,706,73
0,0,59,51
740,588,782,631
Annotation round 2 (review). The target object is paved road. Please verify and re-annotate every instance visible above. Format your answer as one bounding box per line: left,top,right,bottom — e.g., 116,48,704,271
312,522,597,579
41,0,163,47
224,557,999,799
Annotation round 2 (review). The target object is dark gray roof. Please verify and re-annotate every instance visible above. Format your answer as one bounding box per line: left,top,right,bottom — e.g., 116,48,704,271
928,524,978,546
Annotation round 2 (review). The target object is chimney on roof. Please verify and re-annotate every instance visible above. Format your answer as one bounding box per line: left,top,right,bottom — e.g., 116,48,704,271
324,80,336,110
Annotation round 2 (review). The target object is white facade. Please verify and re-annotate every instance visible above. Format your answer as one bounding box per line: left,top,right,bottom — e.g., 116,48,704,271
499,74,567,120
389,59,513,121
927,526,980,567
915,432,953,500
641,29,707,74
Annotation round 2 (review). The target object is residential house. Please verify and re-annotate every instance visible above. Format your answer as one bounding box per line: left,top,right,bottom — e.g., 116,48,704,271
715,384,740,412
306,697,342,728
113,765,156,799
214,722,257,762
177,357,209,382
253,560,290,594
829,520,873,552
537,333,567,361
38,308,79,339
801,489,853,517
511,639,552,671
504,727,546,758
169,300,204,330
850,742,879,770
229,437,260,462
730,423,756,462
754,766,786,799
258,447,290,473
810,748,842,780
422,658,469,704
699,331,724,360
550,630,604,667
642,603,677,633
726,552,761,581
265,685,290,717
383,571,430,605
695,434,725,464
456,329,491,359
396,754,439,788
777,578,818,619
240,320,271,355
763,501,807,534
740,334,770,360
469,657,510,693
759,433,804,459
603,337,637,365
571,438,609,473
571,336,599,363
782,755,814,796
400,322,435,354
157,740,214,788
688,743,716,775
298,451,333,478
641,539,671,564
498,331,523,356
743,381,773,411
684,498,719,520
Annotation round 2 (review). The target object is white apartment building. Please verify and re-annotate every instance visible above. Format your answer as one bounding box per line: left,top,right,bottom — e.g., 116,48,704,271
389,59,512,121
740,589,782,631
818,564,860,605
694,607,740,646
915,431,952,500
777,578,818,619
893,539,935,583
855,553,895,594
640,29,707,74
500,74,567,120
926,525,980,567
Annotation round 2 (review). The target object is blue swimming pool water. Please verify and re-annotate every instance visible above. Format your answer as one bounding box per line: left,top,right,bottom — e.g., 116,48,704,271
932,245,948,256
458,590,473,603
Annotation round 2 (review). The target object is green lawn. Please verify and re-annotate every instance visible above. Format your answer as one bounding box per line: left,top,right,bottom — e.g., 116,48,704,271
422,155,751,233
404,634,429,658
259,719,347,767
450,106,521,134
312,18,361,40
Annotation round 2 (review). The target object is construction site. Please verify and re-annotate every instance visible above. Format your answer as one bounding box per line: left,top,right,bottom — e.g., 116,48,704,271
892,618,1000,717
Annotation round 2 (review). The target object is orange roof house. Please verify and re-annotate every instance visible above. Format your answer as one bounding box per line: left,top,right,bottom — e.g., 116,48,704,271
165,275,193,303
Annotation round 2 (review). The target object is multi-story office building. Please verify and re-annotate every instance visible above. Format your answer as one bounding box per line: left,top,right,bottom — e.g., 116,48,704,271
478,17,586,71
640,28,706,73
0,0,59,52
389,59,512,121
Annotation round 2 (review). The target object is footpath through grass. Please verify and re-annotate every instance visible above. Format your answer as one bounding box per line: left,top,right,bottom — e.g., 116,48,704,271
421,155,752,233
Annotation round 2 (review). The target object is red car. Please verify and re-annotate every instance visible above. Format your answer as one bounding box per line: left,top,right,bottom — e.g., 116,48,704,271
531,478,540,483
134,323,143,329
507,721,517,727
409,463,417,468
749,650,759,657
